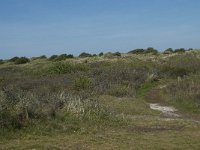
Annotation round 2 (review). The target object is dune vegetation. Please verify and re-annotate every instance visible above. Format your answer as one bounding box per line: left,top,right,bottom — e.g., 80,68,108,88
0,48,200,149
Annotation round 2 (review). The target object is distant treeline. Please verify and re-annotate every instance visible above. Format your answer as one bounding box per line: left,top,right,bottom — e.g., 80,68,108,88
0,47,198,65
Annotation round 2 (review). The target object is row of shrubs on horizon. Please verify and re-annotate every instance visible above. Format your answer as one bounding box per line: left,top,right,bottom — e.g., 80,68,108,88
0,47,197,65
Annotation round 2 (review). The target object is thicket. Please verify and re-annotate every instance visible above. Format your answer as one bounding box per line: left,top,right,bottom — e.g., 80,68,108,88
14,57,30,64
48,55,58,60
79,52,92,58
31,55,47,60
163,48,173,54
47,54,74,61
8,56,30,64
128,49,145,54
99,52,104,56
128,47,158,54
9,57,19,62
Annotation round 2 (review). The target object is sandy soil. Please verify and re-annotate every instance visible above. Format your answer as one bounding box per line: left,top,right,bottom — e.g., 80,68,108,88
150,103,180,117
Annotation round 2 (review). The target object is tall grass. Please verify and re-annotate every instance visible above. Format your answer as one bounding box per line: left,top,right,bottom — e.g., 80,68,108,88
0,85,113,129
164,78,200,112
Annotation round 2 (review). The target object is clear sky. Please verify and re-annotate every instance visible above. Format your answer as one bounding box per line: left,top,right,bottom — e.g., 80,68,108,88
0,0,200,59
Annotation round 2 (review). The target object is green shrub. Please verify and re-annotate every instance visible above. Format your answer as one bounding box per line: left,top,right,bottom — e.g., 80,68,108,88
14,57,30,64
93,54,97,57
48,55,58,61
188,48,193,51
31,55,47,60
48,62,74,74
99,52,104,56
9,56,19,62
163,48,173,54
103,52,121,58
174,48,186,53
48,62,89,74
103,52,113,58
113,52,121,56
39,55,47,59
79,52,92,58
67,54,74,58
54,54,68,61
128,49,145,54
129,48,158,55
0,59,4,65
73,76,93,91
54,54,74,61
145,47,158,55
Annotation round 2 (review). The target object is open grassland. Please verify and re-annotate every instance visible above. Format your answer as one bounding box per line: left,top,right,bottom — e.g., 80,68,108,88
0,50,200,149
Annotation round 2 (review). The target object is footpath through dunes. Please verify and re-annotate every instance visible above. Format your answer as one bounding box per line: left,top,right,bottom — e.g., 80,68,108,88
149,103,180,117
142,83,200,124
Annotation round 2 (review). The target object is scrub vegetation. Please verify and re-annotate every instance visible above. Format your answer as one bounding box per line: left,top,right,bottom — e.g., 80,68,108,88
0,48,200,149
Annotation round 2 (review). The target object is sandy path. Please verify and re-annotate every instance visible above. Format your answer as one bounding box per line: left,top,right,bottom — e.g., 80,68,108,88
150,103,180,117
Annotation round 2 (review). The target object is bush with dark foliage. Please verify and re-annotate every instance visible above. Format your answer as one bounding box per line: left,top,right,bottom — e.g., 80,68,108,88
99,52,104,56
79,52,92,58
48,55,58,61
174,48,186,53
0,59,4,65
9,56,19,62
14,57,30,64
128,49,145,54
145,47,158,54
163,48,173,54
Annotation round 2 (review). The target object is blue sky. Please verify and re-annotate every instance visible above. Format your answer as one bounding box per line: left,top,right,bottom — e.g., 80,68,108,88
0,0,200,59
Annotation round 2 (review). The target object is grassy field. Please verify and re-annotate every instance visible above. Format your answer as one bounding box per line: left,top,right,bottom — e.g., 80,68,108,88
0,50,200,149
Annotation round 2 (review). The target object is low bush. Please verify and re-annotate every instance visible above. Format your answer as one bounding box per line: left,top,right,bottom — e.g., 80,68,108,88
48,62,75,74
14,57,30,64
163,48,173,54
31,55,47,60
103,52,121,58
48,62,89,74
99,52,104,56
9,57,19,62
113,52,121,56
39,55,47,59
66,54,74,58
79,52,92,58
48,55,58,61
129,48,158,55
54,54,68,61
73,76,93,91
128,49,145,54
174,48,186,53
0,59,4,65
54,54,74,61
145,47,158,55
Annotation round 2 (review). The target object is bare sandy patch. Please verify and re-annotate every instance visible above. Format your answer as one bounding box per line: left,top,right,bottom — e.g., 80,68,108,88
150,103,180,117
